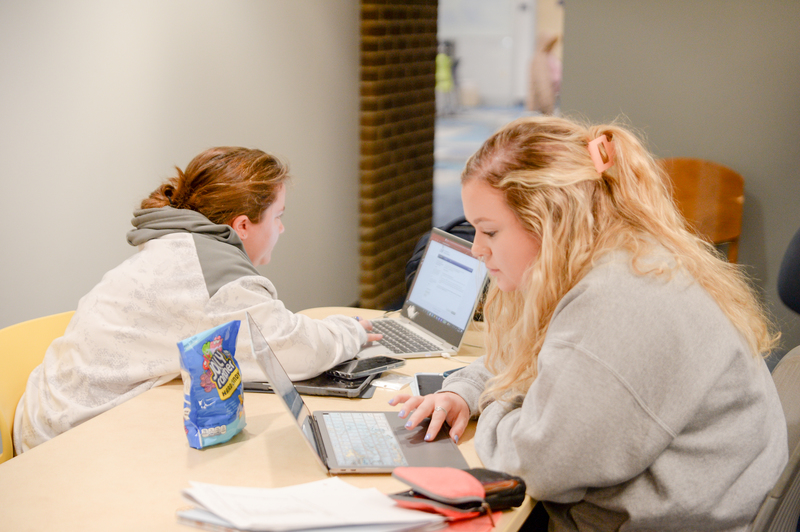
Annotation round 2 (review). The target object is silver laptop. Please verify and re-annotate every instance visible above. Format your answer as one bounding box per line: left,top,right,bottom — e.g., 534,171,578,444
246,312,469,474
361,228,488,359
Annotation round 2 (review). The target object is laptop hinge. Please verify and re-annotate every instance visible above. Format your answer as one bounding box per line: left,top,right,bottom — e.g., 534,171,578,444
310,415,329,466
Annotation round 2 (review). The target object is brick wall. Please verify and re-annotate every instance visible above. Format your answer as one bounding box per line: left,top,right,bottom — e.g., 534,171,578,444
359,0,438,309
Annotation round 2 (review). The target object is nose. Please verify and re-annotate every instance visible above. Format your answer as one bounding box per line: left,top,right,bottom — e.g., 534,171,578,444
279,220,285,234
471,237,489,260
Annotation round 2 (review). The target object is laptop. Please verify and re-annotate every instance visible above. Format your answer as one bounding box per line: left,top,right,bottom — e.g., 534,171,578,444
360,228,488,359
245,312,469,474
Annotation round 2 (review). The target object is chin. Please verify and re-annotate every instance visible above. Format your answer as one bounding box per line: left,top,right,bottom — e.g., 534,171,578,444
495,278,520,292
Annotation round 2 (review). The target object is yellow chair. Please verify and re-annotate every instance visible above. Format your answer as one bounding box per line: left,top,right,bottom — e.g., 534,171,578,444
0,311,74,464
659,157,745,263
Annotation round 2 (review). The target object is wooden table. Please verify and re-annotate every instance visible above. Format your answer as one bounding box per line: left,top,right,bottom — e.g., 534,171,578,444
0,308,532,531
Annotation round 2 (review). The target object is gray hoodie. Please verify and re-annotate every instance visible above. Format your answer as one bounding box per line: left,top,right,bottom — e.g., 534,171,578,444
444,253,787,531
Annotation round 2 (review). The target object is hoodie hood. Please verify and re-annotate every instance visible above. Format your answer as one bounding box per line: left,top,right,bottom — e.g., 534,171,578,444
127,207,246,254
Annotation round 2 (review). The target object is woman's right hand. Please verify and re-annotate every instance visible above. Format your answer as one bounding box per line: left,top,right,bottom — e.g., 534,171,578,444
389,391,470,444
354,317,383,343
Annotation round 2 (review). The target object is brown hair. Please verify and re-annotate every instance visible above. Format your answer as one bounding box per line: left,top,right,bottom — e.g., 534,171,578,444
141,147,289,225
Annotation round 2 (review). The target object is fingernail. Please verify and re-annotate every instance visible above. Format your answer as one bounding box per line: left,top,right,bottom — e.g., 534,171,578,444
424,433,433,441
398,410,406,417
405,420,413,428
453,435,459,444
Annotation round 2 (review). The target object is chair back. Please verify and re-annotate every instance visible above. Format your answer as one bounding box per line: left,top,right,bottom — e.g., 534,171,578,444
659,158,744,263
0,311,74,464
751,346,800,532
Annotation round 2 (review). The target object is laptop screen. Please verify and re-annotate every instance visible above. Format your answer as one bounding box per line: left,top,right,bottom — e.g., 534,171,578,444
246,313,326,468
403,228,487,345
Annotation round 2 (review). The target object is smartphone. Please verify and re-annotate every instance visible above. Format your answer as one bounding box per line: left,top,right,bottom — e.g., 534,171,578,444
411,373,444,396
326,355,405,380
411,367,464,396
243,373,377,398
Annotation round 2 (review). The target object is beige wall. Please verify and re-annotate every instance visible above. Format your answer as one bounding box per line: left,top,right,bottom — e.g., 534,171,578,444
561,0,800,351
0,1,361,329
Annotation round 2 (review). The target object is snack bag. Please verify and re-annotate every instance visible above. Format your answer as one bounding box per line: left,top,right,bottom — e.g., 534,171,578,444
178,320,246,449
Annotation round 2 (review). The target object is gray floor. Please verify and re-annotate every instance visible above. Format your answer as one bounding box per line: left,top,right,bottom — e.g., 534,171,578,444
433,105,538,226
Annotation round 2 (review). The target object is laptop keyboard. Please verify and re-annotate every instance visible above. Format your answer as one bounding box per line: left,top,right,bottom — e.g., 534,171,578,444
322,412,408,468
371,320,440,355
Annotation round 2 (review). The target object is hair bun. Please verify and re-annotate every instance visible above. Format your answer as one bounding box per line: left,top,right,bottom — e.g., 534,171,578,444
163,185,175,205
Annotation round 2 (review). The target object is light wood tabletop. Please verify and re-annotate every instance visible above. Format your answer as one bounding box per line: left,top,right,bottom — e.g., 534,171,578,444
0,308,532,531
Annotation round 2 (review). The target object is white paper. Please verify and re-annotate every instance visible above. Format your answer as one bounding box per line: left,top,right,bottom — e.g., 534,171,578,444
177,508,435,532
181,477,443,532
371,374,413,391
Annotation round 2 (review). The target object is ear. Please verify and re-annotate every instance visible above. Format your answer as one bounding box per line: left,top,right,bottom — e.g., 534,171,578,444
230,214,251,240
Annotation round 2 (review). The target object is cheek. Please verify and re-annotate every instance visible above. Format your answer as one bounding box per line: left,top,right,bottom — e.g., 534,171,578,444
513,239,541,275
497,236,533,271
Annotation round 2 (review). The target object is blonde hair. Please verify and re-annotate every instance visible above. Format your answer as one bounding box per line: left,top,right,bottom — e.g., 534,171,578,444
462,116,778,406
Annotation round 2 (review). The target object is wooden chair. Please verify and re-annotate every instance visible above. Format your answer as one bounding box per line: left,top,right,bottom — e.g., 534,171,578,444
659,158,745,263
0,311,74,464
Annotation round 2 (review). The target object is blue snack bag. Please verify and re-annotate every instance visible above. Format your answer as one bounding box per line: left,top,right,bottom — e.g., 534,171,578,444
177,320,246,449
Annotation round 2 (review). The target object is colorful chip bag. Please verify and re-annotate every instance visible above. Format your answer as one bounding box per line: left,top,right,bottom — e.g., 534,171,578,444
178,320,246,449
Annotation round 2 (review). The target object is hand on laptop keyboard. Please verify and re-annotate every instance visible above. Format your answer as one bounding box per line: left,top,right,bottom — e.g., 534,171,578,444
389,391,470,445
354,317,383,343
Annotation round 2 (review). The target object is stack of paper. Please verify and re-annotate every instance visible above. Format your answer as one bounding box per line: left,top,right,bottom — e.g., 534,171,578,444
178,477,445,532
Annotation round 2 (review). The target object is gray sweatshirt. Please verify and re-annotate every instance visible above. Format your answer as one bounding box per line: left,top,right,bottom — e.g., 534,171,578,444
443,253,787,531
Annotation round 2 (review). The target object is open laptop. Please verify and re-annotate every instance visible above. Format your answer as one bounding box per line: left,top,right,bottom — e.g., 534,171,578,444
360,228,488,359
246,312,469,474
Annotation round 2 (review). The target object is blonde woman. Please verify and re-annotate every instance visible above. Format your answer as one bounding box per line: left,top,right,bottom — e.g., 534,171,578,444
390,116,787,530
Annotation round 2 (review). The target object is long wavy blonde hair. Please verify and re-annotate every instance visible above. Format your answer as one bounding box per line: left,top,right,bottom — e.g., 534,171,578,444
463,116,778,406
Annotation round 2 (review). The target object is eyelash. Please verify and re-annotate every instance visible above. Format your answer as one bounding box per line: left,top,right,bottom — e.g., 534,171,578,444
482,231,496,238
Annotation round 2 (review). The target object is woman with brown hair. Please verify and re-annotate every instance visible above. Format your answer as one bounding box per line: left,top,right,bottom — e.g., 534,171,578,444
391,117,787,530
15,147,377,452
